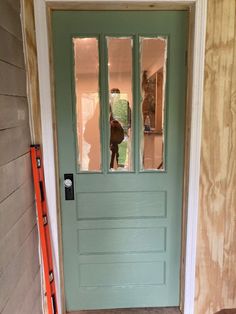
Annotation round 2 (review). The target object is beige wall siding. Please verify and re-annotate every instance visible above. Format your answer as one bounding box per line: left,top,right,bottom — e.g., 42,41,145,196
0,0,42,313
195,0,236,313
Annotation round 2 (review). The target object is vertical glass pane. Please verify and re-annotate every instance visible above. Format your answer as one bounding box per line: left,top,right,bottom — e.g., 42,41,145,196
107,37,133,171
140,37,167,170
73,38,101,171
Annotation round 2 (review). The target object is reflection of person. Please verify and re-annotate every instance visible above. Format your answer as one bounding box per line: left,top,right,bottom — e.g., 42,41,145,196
83,104,101,171
110,88,131,131
110,119,124,168
109,88,130,169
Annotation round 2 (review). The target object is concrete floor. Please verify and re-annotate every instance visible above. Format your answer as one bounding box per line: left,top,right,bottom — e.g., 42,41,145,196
68,308,181,314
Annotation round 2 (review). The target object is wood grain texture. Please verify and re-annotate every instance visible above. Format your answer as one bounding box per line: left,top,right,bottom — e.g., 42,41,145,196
221,0,236,307
195,1,236,313
21,0,42,144
47,2,190,10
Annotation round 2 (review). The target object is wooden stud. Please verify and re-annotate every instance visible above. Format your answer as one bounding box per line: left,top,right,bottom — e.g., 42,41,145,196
46,1,191,11
21,0,42,144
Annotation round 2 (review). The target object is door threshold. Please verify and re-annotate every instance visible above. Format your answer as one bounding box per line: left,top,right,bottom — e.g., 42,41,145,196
67,307,181,314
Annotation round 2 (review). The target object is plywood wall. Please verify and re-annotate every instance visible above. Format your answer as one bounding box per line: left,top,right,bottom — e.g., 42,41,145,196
195,0,236,313
0,0,42,313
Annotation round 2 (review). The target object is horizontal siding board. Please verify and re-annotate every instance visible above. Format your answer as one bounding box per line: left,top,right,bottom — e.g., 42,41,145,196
6,0,21,13
0,205,36,275
2,262,40,314
19,271,42,314
0,226,39,312
0,1,22,39
31,296,43,314
0,126,31,166
0,153,32,202
0,95,29,130
0,2,42,313
0,61,26,96
0,179,35,240
0,27,24,68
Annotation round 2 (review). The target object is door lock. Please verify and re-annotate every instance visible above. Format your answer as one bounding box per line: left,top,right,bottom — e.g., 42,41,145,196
64,174,74,200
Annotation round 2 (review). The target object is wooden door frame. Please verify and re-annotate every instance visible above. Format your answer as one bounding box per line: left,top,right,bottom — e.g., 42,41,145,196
33,1,207,313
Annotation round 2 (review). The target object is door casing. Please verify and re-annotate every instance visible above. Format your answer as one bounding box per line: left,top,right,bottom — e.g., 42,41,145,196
32,1,207,313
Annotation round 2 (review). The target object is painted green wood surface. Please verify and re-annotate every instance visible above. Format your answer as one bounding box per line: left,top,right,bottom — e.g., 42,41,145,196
52,11,188,311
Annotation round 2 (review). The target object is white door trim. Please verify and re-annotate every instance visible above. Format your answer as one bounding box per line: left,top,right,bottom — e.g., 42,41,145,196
33,1,207,313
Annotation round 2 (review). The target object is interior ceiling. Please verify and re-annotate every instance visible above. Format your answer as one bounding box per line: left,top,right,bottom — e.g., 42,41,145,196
74,37,166,75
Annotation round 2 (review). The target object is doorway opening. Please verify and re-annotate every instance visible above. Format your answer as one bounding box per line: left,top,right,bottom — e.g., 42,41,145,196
32,1,207,313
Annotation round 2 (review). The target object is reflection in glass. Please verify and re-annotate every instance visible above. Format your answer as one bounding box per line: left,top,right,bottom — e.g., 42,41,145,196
107,37,133,171
140,37,167,170
73,38,101,171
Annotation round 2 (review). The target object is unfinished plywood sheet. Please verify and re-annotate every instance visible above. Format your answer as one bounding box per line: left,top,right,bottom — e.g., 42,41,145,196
195,0,236,313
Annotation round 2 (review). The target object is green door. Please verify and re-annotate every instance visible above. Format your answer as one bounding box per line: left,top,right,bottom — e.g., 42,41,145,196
52,10,187,311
